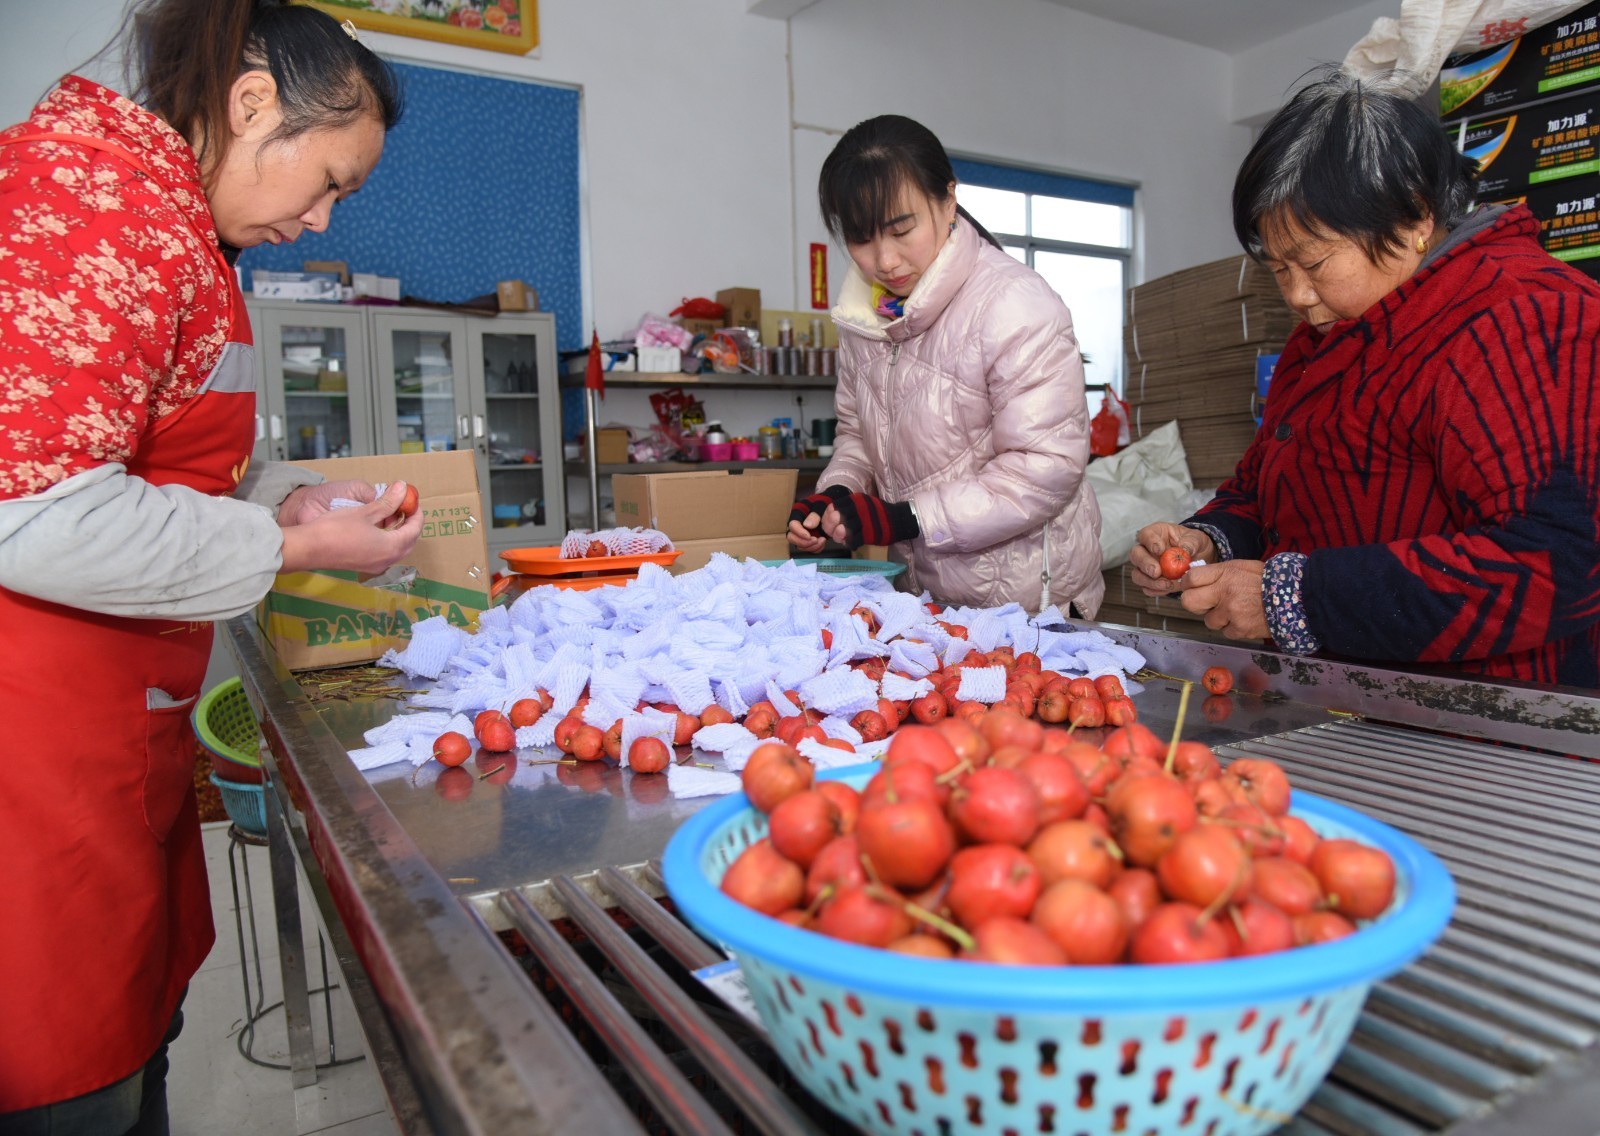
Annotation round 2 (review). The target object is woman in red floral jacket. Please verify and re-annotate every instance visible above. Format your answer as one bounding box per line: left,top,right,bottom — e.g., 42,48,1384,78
1133,68,1600,688
0,1,418,1131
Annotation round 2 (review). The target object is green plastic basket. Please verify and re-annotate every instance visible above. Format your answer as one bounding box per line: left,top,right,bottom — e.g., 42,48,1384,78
760,557,905,579
195,678,264,785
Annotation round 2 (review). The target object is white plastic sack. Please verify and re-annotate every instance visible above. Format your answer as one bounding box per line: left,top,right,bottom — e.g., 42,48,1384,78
1084,420,1194,571
1343,0,1588,95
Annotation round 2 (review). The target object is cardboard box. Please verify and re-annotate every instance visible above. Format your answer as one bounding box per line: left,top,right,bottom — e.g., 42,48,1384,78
668,534,792,574
1441,1,1600,121
717,287,761,329
595,427,631,465
497,279,540,312
1456,90,1600,198
257,451,490,670
1493,181,1600,277
677,317,725,338
302,259,350,285
612,469,798,542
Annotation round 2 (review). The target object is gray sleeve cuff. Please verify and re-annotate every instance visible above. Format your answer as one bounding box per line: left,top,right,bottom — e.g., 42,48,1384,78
0,465,286,621
1263,551,1321,654
1186,521,1232,562
236,460,325,514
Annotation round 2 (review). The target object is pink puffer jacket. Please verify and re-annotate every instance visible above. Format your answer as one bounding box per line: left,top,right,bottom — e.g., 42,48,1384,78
821,217,1104,616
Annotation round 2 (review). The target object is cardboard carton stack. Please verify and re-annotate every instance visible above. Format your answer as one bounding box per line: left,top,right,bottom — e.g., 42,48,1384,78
1122,255,1294,486
1442,0,1600,279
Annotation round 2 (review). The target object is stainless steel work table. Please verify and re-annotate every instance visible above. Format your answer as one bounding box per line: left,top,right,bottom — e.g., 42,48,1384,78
222,612,1600,1136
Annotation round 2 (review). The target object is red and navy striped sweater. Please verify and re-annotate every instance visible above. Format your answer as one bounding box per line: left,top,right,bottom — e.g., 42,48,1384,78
1192,206,1600,688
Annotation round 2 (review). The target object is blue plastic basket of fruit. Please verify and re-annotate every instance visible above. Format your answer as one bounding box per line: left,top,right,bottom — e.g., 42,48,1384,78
662,764,1454,1136
760,557,905,579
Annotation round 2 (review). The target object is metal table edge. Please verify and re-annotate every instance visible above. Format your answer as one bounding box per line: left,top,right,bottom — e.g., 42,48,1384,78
223,615,644,1136
1082,621,1600,758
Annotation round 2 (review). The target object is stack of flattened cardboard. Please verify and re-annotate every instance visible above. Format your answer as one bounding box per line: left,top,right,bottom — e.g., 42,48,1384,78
1123,254,1296,486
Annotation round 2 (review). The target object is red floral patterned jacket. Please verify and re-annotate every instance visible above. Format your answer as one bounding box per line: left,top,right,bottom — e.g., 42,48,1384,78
0,76,232,501
1193,207,1600,688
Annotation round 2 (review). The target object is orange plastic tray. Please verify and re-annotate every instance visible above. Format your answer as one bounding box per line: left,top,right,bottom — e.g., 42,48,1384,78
490,570,642,600
498,545,681,576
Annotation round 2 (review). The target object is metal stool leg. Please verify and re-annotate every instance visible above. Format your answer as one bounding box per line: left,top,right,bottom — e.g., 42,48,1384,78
223,821,363,1072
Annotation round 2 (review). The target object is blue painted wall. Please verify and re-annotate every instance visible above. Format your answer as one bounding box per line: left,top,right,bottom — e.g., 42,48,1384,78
241,62,582,351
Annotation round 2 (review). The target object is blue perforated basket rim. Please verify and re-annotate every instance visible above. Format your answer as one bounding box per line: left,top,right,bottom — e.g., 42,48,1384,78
661,763,1455,1014
759,558,905,577
207,772,267,835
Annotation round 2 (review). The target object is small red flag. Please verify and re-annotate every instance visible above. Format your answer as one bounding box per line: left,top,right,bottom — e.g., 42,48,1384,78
584,328,604,399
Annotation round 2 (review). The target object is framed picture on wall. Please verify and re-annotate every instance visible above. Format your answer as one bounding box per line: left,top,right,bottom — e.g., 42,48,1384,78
303,1,539,57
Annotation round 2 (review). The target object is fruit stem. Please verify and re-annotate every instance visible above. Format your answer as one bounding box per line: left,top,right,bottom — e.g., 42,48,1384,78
892,893,976,952
803,884,834,921
477,763,507,781
1198,857,1251,926
1164,681,1194,774
1200,815,1286,839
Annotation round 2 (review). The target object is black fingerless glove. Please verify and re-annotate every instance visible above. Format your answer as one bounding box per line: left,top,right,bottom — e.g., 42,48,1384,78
830,491,919,549
788,484,849,532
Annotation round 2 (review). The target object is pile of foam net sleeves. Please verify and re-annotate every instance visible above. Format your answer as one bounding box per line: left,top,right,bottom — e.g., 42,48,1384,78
348,555,1146,798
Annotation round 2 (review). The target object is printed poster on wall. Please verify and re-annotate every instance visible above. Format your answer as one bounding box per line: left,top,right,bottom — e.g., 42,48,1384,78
304,1,539,57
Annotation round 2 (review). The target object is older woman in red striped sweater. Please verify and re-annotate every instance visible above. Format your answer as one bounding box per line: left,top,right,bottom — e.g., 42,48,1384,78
1133,68,1600,688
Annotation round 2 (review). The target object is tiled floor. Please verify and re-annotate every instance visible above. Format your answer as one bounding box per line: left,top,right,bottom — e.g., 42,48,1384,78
167,822,401,1136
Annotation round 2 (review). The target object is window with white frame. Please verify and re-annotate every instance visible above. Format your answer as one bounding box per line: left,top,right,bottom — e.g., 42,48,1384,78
953,159,1134,394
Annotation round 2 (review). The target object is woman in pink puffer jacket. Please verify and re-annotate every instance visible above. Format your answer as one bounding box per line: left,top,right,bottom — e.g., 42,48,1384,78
789,115,1103,616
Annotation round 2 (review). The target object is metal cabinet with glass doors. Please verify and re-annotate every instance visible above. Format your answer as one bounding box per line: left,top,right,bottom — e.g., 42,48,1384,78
246,300,565,554
248,301,374,464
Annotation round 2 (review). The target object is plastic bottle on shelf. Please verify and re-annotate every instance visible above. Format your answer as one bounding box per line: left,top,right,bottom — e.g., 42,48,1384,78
312,424,328,459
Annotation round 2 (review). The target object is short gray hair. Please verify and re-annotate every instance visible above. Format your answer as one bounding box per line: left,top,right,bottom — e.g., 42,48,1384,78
1233,67,1478,261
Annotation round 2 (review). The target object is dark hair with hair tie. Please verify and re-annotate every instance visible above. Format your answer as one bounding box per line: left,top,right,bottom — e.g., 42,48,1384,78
819,114,1001,250
1233,67,1478,262
125,0,403,177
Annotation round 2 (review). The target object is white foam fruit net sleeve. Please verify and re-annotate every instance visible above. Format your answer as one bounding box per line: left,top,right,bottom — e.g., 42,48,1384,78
957,665,1007,704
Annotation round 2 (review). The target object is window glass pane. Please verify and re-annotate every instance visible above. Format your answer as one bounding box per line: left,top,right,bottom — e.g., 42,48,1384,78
1031,196,1131,249
1003,243,1027,264
956,184,1026,237
1033,251,1125,393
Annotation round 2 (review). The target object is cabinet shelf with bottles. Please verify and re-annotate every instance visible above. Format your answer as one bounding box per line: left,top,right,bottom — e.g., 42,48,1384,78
560,366,837,527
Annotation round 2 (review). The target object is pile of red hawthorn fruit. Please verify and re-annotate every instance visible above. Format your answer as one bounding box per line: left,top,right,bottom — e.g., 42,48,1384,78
427,612,1239,776
718,698,1396,966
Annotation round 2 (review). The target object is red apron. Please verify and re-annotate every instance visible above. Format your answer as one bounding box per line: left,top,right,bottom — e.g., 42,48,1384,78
0,133,256,1110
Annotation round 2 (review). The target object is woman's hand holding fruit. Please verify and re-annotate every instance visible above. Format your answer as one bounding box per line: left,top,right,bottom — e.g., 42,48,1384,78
1131,522,1217,596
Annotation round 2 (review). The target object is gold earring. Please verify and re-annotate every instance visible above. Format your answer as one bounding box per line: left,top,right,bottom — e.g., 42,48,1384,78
1416,235,1427,254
